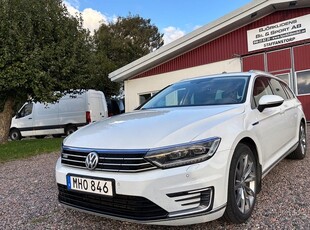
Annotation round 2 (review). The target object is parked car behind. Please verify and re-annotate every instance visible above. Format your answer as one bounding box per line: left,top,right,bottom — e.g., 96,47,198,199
55,71,307,226
10,90,108,140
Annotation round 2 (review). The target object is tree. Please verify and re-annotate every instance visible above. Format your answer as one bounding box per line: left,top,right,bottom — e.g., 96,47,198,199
0,0,91,143
87,14,164,94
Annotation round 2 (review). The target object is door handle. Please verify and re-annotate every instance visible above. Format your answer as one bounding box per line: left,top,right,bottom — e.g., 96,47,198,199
28,118,32,120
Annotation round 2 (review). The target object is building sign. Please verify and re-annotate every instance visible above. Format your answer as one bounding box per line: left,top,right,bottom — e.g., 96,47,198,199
247,14,310,52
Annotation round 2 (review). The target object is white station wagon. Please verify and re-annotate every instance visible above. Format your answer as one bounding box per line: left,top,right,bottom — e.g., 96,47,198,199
55,70,307,226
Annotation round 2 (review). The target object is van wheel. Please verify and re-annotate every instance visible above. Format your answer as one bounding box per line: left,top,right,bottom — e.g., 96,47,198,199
223,143,258,223
9,129,22,141
65,125,77,136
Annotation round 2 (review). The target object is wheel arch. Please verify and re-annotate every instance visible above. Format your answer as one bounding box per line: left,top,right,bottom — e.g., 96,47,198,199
301,118,306,129
9,127,20,134
298,117,307,142
238,137,262,193
65,123,77,135
223,138,261,223
10,127,18,131
9,127,22,140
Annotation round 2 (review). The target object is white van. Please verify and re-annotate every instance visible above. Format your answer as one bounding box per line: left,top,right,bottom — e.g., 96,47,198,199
10,90,108,140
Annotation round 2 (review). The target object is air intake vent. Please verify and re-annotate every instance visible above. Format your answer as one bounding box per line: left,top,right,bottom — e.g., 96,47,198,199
58,184,168,220
167,187,213,217
167,187,212,207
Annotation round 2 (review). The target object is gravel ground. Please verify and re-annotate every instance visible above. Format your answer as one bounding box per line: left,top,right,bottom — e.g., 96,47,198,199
0,126,309,230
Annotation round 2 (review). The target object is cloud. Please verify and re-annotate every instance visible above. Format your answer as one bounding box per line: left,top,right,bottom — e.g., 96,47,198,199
82,8,108,34
163,26,185,45
64,1,193,45
64,1,108,34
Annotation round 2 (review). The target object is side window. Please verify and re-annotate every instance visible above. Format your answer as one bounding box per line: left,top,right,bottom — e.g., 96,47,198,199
252,77,273,107
282,82,295,99
18,103,33,118
270,79,288,100
275,73,290,87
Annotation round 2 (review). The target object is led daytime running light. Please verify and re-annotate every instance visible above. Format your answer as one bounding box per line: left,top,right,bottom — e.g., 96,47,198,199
145,137,221,169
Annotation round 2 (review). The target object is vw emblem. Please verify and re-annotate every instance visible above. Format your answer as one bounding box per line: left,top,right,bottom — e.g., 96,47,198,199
85,152,99,170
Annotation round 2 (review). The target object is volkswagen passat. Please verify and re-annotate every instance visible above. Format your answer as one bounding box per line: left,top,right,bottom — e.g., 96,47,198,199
55,70,307,225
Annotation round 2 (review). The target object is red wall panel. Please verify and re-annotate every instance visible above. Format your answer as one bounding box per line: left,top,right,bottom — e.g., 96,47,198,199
294,44,310,121
267,49,291,72
298,96,310,120
242,54,265,72
293,44,310,71
133,8,310,79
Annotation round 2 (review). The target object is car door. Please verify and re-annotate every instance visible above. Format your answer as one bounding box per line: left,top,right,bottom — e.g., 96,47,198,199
15,103,35,136
269,78,297,145
250,76,288,169
33,102,59,135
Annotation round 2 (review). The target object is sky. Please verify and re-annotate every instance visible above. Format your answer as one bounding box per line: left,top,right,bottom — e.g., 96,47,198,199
64,0,253,44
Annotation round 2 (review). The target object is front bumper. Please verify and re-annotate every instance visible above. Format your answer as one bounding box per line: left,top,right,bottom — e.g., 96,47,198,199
55,149,230,226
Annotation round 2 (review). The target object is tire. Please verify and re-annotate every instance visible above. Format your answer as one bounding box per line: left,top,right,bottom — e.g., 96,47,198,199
287,122,307,160
9,129,22,141
65,125,77,136
223,143,258,223
35,135,46,139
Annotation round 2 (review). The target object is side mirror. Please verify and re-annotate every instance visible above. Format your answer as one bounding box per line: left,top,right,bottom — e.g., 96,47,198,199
257,95,284,112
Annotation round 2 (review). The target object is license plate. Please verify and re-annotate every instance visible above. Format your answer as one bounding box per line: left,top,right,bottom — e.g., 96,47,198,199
67,175,113,196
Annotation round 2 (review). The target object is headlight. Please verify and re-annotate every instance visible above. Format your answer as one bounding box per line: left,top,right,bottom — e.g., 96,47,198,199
144,137,221,169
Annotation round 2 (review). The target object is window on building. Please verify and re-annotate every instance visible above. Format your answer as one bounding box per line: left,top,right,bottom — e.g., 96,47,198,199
139,92,158,105
139,94,152,105
165,88,187,106
296,70,310,95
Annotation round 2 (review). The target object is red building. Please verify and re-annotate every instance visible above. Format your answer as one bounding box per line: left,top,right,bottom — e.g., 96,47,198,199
109,0,310,121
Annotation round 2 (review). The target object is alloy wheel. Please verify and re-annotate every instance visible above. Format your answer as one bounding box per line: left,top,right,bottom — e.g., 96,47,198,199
234,153,256,214
300,125,307,155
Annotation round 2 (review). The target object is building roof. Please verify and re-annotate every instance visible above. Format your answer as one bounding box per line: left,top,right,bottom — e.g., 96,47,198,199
109,0,310,82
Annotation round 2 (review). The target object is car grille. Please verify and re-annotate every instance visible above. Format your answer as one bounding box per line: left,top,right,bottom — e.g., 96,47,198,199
58,184,168,221
61,146,156,172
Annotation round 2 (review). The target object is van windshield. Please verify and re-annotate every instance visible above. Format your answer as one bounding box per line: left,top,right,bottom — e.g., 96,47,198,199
18,103,33,118
141,76,250,109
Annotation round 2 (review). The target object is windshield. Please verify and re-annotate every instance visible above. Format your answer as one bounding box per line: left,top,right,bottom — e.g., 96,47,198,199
141,76,250,109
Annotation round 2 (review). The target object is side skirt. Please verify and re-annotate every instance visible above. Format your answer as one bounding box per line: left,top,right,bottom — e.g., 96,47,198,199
262,142,298,178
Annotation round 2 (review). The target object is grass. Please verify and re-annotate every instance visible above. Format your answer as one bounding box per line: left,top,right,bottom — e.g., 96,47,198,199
0,138,63,163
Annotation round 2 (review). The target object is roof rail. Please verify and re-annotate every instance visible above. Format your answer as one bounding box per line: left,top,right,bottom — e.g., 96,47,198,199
248,70,275,77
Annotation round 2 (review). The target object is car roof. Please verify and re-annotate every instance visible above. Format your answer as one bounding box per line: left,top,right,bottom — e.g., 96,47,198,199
178,70,278,83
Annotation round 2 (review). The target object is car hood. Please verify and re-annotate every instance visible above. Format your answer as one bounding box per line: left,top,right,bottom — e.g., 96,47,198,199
64,105,245,149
